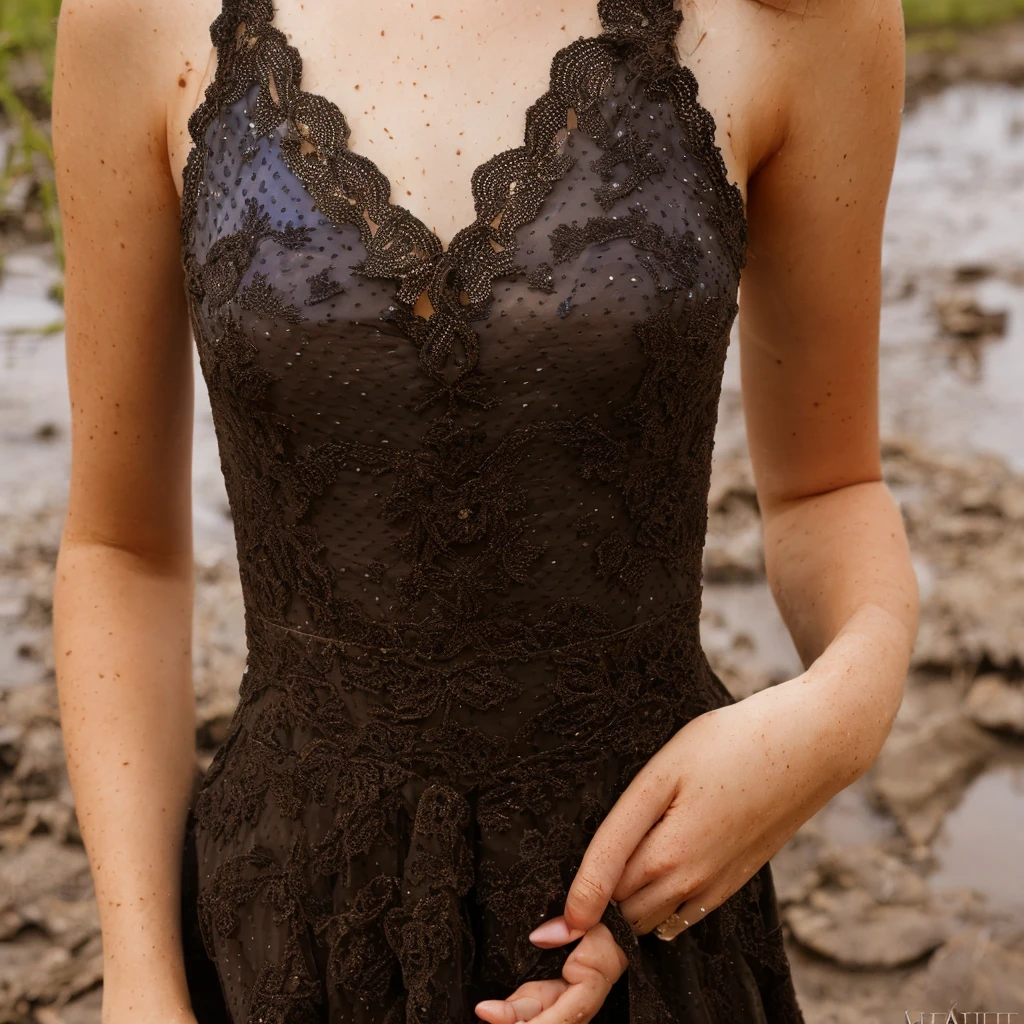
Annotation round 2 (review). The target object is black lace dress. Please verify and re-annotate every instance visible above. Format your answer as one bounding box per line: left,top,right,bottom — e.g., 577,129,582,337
177,0,805,1020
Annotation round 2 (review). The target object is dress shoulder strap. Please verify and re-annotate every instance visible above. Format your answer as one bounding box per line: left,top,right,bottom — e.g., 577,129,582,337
179,0,299,259
597,0,683,52
597,0,747,270
207,0,273,51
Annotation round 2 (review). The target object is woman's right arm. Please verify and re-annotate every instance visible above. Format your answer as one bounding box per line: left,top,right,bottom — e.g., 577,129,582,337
52,2,199,1020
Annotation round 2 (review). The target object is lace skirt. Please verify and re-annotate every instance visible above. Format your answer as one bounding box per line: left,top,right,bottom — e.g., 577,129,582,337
179,603,805,1023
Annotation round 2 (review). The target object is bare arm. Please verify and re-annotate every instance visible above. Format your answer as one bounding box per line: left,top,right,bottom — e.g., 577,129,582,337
492,4,921,1019
739,0,918,773
51,1,197,1017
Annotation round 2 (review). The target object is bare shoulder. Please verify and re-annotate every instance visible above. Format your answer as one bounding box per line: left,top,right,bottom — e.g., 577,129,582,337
54,0,222,203
746,0,906,166
56,0,177,73
783,0,905,90
54,0,211,119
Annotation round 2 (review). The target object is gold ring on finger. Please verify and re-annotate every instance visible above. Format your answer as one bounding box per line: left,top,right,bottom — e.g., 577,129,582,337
653,909,690,942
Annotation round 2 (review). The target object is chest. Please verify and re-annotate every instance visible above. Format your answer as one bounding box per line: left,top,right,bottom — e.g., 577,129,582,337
176,0,749,462
168,0,760,245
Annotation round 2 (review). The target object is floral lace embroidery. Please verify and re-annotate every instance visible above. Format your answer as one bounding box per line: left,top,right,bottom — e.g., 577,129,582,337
178,0,804,1021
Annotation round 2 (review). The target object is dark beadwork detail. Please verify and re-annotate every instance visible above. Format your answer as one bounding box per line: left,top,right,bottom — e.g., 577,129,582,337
239,271,308,323
304,265,345,305
527,261,557,293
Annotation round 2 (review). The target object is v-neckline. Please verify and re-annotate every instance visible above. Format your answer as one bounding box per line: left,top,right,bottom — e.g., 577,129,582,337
273,20,576,258
246,0,630,324
179,0,750,321
261,0,603,261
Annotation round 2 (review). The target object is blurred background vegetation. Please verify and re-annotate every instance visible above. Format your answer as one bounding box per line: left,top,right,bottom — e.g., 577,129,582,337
1,0,61,270
1,0,1024,276
903,0,1024,27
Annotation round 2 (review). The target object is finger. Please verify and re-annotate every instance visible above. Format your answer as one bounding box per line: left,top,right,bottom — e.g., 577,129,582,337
525,925,628,1024
562,923,629,983
476,987,561,1022
563,765,678,932
657,853,768,941
648,886,720,941
612,812,695,901
475,979,567,1022
520,981,601,1024
528,913,584,947
474,998,545,1023
616,870,696,936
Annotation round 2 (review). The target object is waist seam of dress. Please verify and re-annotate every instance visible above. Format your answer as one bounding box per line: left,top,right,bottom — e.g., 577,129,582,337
249,596,702,660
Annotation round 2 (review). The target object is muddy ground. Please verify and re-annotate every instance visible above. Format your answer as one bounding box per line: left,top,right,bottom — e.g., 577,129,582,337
3,31,1024,1024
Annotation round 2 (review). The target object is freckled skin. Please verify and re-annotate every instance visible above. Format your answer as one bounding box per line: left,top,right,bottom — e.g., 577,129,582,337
51,1,917,1022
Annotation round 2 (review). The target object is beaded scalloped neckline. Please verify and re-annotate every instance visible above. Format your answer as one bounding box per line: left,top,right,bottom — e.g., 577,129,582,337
257,8,733,253
180,0,747,319
275,30,572,259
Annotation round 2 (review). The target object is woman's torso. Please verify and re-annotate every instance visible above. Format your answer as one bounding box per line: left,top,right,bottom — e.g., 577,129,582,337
171,0,759,654
168,5,804,1014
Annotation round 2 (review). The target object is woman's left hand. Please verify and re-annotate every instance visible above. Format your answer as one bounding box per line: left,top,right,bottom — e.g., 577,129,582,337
475,667,890,1023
